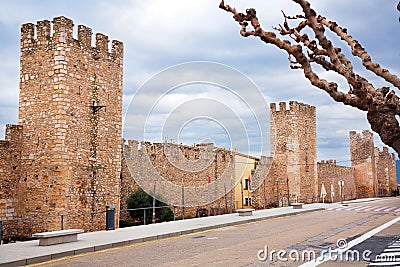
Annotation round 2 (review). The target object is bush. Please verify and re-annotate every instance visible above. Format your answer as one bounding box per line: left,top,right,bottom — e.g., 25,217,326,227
119,220,134,228
126,188,174,224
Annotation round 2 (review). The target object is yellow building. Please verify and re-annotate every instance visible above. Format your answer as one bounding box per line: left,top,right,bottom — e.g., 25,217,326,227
233,151,259,209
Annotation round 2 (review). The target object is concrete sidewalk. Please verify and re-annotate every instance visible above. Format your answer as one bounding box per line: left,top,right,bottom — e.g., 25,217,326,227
0,203,336,266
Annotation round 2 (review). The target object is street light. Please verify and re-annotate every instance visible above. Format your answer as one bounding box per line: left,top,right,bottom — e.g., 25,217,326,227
286,178,290,206
181,177,185,220
276,178,279,207
213,149,218,215
152,177,156,224
248,176,252,208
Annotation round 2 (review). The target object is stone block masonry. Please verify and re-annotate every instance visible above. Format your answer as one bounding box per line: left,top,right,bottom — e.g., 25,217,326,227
317,160,356,202
375,147,397,196
262,101,318,205
0,16,123,238
0,16,397,242
120,140,273,220
350,130,377,198
121,141,235,217
349,130,396,198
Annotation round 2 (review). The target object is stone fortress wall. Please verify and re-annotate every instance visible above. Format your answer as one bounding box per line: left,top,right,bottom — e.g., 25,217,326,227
260,101,318,205
350,130,398,198
0,16,123,239
0,17,397,241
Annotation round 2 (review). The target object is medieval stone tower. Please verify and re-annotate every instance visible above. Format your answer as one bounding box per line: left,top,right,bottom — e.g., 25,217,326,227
349,130,377,198
16,16,123,233
268,101,318,203
374,147,397,196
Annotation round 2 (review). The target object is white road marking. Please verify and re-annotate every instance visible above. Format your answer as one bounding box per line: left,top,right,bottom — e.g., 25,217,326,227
383,248,400,252
364,206,380,211
346,206,362,211
368,262,400,266
383,207,398,212
298,216,400,267
374,206,390,212
354,206,372,211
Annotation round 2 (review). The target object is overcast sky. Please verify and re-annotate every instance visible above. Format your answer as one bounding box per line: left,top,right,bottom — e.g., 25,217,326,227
0,0,399,165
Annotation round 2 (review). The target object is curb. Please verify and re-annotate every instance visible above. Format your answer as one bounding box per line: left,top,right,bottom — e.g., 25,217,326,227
342,198,381,204
1,207,324,267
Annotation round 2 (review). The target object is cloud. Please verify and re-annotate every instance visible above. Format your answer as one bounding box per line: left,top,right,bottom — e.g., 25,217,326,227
0,0,398,162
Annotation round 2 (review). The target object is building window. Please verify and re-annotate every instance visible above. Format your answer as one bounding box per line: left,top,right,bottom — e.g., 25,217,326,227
244,197,252,206
244,178,249,190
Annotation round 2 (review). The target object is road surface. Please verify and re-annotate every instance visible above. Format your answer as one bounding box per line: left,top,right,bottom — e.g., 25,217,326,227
36,198,400,267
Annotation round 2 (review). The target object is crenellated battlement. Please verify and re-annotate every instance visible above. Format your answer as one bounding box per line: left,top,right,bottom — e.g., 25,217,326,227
78,25,92,48
270,101,316,116
20,23,35,48
96,33,108,52
20,16,123,60
319,159,337,165
124,139,226,162
36,20,51,43
349,130,374,143
5,124,23,143
52,16,74,43
374,146,396,159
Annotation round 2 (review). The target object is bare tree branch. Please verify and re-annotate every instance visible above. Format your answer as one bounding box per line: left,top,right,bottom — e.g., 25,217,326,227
318,17,400,89
220,0,400,155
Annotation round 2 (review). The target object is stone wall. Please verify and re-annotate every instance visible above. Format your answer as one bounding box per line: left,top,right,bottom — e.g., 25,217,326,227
244,155,273,208
350,130,377,198
0,16,397,242
0,125,23,221
263,101,318,204
389,155,397,194
375,147,397,196
317,160,356,202
350,130,397,198
0,16,123,239
121,140,236,219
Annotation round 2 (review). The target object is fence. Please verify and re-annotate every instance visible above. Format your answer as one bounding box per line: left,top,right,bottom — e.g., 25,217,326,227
0,194,359,244
0,200,236,244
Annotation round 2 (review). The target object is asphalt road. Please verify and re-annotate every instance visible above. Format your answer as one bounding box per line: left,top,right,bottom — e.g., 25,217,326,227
36,198,400,267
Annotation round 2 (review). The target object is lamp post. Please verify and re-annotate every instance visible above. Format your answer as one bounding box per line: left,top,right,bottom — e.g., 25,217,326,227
152,177,156,224
213,149,218,215
181,177,185,220
240,179,244,209
286,177,290,206
276,178,279,207
224,182,228,212
207,175,211,216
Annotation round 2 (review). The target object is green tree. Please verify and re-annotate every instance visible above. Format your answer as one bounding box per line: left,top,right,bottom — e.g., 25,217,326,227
127,188,174,224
